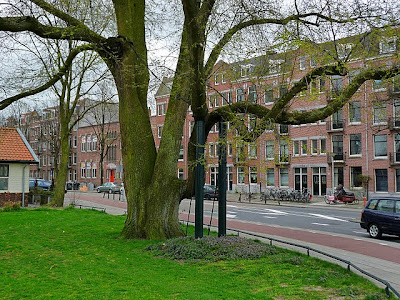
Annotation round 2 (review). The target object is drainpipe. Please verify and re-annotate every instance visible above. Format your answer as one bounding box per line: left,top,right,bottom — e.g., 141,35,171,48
364,72,369,200
22,164,27,207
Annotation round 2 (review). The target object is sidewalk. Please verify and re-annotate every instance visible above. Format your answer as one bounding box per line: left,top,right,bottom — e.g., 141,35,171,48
64,191,400,294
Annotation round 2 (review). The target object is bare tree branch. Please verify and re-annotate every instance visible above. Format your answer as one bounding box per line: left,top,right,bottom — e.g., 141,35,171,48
0,44,96,110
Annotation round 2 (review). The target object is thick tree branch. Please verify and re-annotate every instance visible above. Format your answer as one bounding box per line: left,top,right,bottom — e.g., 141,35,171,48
0,44,96,110
204,13,358,76
0,16,106,44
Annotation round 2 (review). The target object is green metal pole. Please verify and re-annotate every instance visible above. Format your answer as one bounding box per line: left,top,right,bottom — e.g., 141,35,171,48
195,119,205,238
218,121,227,237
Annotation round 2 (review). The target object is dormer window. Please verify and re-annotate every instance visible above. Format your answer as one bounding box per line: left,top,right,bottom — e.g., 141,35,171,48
240,65,252,77
299,56,306,70
221,73,226,83
269,59,284,74
379,37,397,54
338,43,353,59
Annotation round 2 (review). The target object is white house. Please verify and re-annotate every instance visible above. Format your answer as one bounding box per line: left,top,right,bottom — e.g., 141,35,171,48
0,127,39,207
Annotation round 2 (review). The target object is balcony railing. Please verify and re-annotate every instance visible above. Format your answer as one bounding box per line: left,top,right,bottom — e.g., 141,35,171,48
327,152,345,163
389,152,400,165
326,120,345,132
388,117,400,130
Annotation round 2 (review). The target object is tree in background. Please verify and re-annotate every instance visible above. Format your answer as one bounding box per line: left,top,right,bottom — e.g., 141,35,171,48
0,0,399,239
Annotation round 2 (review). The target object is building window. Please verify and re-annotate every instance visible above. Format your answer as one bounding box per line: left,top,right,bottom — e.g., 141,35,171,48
338,43,353,59
209,143,215,158
319,77,325,93
73,136,77,148
332,135,343,160
349,134,362,156
81,136,86,152
208,96,214,108
92,136,97,151
350,167,362,188
331,75,343,96
87,135,92,152
349,101,361,123
279,140,289,163
264,87,274,104
214,74,219,85
379,37,397,54
393,75,400,93
332,109,343,129
249,167,257,184
248,86,257,103
249,142,257,159
293,141,299,156
80,163,86,178
373,79,386,91
221,73,226,84
320,138,326,154
236,88,245,102
375,169,388,192
157,125,163,138
237,167,245,184
279,168,289,187
310,57,316,68
157,103,166,116
249,116,256,131
92,166,97,179
374,135,387,158
299,56,306,70
395,134,400,163
301,140,307,156
178,168,184,180
311,139,318,155
373,102,387,124
179,145,184,160
279,84,288,98
265,141,274,160
396,169,400,192
266,168,275,187
0,164,9,190
227,142,233,157
215,95,220,107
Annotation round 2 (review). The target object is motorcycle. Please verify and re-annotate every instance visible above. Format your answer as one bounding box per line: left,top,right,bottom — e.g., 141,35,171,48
324,184,359,204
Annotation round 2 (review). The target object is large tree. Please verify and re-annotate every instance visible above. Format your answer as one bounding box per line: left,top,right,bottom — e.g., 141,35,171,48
0,0,399,239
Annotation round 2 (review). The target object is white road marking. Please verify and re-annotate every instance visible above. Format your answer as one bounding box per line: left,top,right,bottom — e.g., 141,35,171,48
353,231,367,234
309,213,349,222
226,214,237,219
379,243,388,246
227,205,238,208
312,223,329,226
263,216,277,219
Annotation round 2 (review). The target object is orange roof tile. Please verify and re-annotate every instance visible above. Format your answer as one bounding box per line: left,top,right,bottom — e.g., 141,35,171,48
0,127,38,163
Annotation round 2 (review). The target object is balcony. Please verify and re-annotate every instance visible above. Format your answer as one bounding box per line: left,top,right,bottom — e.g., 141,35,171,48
327,152,345,164
326,120,345,132
389,152,400,165
388,117,400,130
275,154,290,166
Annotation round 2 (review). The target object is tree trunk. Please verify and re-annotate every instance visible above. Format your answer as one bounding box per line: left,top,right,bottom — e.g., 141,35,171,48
51,129,69,207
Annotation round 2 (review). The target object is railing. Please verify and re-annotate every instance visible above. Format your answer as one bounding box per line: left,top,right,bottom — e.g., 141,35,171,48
326,120,345,132
388,117,400,130
389,152,400,165
327,152,345,163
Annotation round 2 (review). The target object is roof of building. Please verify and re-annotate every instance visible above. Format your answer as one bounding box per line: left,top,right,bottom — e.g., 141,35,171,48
0,127,39,164
155,77,173,98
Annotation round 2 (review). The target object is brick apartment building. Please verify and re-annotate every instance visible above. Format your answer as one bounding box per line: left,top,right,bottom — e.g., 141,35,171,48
153,31,400,197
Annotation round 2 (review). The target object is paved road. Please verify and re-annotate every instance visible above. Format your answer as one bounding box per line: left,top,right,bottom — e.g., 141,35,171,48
64,191,400,294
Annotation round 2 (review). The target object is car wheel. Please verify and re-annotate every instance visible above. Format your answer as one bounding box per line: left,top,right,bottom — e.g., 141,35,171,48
109,189,113,194
368,223,382,239
97,188,101,193
204,194,210,200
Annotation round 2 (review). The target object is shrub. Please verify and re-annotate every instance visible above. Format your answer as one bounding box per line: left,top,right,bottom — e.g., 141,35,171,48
1,200,21,212
146,236,279,262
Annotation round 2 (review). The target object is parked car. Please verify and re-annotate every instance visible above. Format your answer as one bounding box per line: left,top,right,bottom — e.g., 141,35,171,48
29,178,51,191
204,185,218,200
360,197,400,239
97,182,122,194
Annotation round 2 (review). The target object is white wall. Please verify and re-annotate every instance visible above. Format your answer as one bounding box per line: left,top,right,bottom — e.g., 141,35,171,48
0,163,29,193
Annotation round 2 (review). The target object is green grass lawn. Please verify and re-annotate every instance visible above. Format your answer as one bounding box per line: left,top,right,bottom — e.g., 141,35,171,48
0,208,391,299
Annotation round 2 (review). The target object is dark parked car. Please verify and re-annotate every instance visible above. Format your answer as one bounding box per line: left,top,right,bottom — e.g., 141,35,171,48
97,182,122,194
360,197,400,239
204,185,218,200
29,179,51,191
